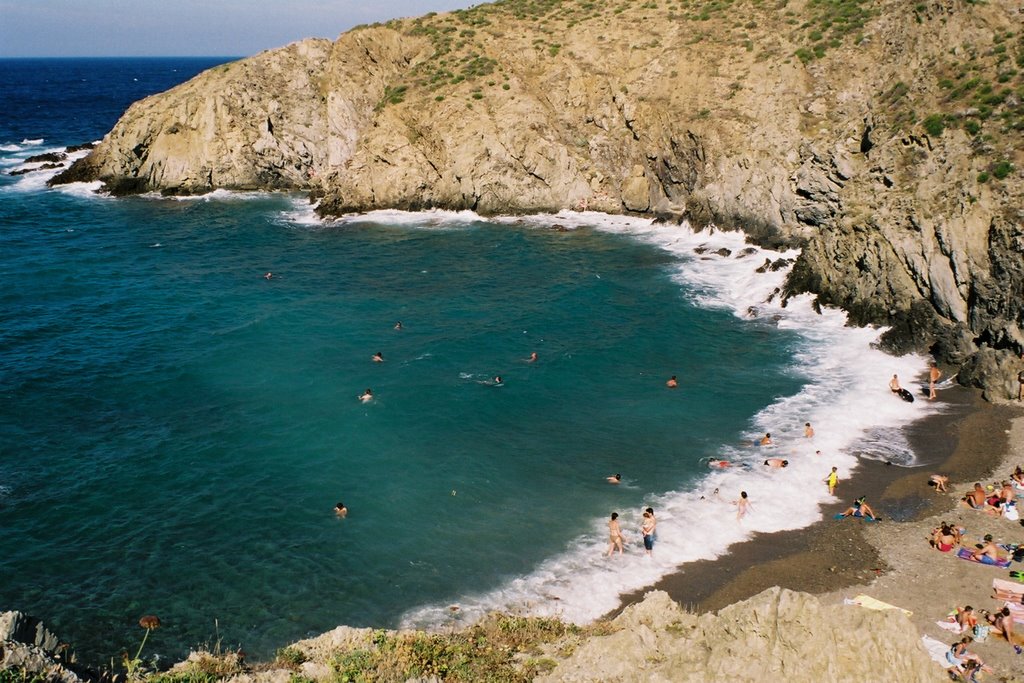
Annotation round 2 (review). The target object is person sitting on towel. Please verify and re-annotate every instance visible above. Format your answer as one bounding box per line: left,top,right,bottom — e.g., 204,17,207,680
971,534,1004,564
840,496,876,520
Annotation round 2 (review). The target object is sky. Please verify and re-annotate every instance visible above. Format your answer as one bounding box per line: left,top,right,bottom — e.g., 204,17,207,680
0,0,478,58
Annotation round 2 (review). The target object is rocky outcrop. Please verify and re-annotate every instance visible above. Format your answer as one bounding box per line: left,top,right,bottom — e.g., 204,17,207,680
51,0,1024,398
539,588,942,682
0,611,82,683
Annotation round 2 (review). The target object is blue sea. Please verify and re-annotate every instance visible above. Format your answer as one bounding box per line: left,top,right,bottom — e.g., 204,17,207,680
0,58,939,664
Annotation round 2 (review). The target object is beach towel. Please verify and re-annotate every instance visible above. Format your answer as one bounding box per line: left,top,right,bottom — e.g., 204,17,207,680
992,577,1024,598
956,547,1011,567
935,619,962,633
921,635,953,669
844,594,913,617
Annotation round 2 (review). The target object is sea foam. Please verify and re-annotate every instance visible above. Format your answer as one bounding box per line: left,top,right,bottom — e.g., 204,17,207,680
307,209,942,630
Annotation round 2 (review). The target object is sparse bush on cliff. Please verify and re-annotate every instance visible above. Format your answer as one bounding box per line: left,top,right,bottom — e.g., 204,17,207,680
922,114,945,136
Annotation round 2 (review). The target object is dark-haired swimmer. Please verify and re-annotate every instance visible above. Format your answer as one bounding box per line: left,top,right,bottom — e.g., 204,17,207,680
334,502,348,517
358,388,373,402
372,352,384,363
606,473,622,484
764,458,789,468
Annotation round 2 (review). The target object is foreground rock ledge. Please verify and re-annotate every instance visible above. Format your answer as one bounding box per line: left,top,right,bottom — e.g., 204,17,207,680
50,0,1024,398
0,588,944,682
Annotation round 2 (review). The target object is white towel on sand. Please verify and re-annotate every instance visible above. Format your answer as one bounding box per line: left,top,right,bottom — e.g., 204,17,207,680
921,635,952,668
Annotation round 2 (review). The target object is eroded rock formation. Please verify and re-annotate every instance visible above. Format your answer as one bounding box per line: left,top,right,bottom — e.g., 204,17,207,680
51,0,1024,398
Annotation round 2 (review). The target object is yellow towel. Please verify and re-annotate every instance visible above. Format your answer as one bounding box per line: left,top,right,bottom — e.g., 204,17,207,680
850,594,913,617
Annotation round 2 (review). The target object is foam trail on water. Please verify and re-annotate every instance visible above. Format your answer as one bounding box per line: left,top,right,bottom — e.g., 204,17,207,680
354,210,943,630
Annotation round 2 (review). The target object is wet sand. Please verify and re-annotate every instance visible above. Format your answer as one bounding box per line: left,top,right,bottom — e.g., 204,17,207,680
614,386,1024,677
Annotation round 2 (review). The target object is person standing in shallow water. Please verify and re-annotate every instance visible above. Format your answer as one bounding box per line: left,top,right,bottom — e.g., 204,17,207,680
606,512,624,556
929,361,942,400
733,491,751,520
824,466,839,495
804,422,814,438
641,511,655,555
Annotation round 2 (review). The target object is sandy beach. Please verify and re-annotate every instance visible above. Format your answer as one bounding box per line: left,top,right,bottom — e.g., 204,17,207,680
617,386,1024,679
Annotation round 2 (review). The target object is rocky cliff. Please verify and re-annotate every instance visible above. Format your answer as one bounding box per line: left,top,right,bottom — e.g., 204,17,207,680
4,589,941,682
52,0,1024,398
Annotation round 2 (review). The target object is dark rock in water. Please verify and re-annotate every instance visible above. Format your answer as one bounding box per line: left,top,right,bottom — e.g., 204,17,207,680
25,151,66,163
65,142,96,153
736,247,759,258
756,257,794,273
714,248,731,257
693,246,708,254
9,162,64,176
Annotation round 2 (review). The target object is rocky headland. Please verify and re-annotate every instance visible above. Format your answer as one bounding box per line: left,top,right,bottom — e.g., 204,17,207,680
50,0,1024,399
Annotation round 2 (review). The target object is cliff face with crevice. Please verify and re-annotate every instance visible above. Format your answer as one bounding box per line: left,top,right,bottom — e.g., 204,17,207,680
52,0,1024,398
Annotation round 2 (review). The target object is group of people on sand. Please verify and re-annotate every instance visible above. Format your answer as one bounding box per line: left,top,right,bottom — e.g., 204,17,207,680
960,473,1021,521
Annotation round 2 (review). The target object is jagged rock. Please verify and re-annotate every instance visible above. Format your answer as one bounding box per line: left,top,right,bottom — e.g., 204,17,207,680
25,152,66,163
0,611,81,683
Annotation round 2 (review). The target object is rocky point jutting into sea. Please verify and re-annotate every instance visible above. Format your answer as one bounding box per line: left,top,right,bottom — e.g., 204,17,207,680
51,0,1024,400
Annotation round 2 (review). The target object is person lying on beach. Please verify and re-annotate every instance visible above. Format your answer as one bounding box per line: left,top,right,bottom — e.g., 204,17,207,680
931,523,958,552
972,534,1004,563
928,474,949,492
963,483,987,509
606,473,622,484
839,496,876,520
764,458,788,468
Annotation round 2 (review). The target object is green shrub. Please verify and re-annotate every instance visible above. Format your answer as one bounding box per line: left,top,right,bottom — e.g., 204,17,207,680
276,646,306,668
963,119,981,135
922,114,945,136
0,668,49,683
992,161,1014,179
977,171,990,183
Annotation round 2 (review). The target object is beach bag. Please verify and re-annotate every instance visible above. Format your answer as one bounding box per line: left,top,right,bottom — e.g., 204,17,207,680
1005,502,1020,521
972,624,990,641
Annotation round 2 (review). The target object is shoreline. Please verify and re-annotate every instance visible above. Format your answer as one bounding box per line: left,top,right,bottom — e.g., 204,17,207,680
611,386,976,616
611,386,1024,675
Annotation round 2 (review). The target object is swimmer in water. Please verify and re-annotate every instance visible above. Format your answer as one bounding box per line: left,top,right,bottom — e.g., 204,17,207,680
804,422,814,438
264,272,273,280
707,459,731,469
666,375,678,388
527,352,538,363
764,458,789,468
606,473,622,484
372,352,384,363
759,433,772,446
394,321,403,330
358,388,373,402
334,502,348,517
492,376,503,385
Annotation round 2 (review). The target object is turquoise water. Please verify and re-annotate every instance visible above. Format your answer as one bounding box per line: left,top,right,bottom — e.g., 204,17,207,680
0,59,812,662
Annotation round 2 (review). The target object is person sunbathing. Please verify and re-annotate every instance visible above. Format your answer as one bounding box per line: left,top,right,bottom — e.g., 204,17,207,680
955,606,978,634
972,534,1004,564
984,607,1015,642
840,496,876,519
931,523,958,552
963,483,987,509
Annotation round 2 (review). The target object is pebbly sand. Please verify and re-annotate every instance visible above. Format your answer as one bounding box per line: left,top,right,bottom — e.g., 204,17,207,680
615,386,1024,679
